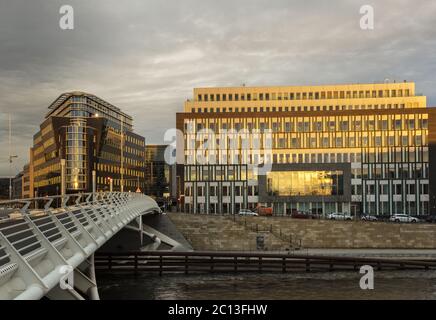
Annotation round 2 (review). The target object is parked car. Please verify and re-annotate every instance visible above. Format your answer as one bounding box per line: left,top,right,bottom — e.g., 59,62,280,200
389,214,420,223
423,215,436,223
361,215,378,222
291,211,311,219
238,209,258,216
328,212,352,221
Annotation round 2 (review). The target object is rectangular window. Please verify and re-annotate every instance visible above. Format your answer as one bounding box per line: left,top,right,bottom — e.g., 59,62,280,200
285,122,292,132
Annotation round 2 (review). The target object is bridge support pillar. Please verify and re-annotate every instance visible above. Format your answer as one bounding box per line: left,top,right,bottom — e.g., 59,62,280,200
86,254,100,300
46,286,85,300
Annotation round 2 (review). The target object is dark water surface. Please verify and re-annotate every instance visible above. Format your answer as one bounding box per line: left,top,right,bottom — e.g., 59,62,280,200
96,270,436,300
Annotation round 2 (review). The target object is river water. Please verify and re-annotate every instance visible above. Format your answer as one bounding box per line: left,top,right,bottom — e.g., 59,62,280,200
96,270,436,300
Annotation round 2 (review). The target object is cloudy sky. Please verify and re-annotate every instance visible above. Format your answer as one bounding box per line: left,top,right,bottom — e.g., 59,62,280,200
0,0,435,176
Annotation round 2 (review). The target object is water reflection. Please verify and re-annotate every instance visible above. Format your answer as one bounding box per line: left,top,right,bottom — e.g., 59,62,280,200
97,270,436,300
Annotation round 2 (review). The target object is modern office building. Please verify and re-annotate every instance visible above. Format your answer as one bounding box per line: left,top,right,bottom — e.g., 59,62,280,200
177,82,435,216
31,92,146,196
11,171,23,199
5,163,32,200
0,179,9,200
145,144,171,199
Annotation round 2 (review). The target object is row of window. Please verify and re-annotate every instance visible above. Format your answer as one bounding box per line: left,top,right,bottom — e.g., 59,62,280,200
363,182,429,196
186,181,429,198
196,89,412,102
33,145,45,157
67,97,133,128
185,148,430,167
34,175,61,188
361,148,428,163
105,130,145,157
191,103,418,113
187,115,429,133
34,162,60,179
96,162,145,178
99,151,144,168
41,123,53,137
185,185,258,197
360,163,428,180
184,165,248,182
272,133,426,149
269,149,428,166
364,201,428,215
187,133,427,152
96,176,144,187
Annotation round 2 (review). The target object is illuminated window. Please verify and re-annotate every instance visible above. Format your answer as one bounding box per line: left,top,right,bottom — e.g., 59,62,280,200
267,171,344,196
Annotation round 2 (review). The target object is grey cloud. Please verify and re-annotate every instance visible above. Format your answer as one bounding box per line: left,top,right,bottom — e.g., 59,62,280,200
1,0,436,175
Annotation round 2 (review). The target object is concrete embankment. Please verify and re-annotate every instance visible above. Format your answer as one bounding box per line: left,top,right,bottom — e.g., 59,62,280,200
168,213,436,251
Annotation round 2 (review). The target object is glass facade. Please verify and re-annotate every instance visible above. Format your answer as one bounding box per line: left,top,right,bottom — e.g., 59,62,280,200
66,119,87,190
267,171,343,197
145,145,171,198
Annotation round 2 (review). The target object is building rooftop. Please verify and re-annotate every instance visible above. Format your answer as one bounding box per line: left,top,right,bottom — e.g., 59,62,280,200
46,91,132,120
193,81,415,91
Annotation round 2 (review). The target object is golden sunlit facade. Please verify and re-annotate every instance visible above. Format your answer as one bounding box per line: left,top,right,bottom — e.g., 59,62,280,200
177,82,436,216
31,92,146,196
185,82,425,113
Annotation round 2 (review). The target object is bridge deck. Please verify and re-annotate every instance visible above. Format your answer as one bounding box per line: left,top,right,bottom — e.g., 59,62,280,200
0,192,160,300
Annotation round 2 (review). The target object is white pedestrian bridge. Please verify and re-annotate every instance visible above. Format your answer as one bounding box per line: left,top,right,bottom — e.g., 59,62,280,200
0,192,160,300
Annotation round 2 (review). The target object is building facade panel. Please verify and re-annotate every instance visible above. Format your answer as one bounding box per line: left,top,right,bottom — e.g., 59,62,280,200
178,82,435,217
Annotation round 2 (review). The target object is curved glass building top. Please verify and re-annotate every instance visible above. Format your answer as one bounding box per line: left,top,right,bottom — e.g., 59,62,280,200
46,92,133,131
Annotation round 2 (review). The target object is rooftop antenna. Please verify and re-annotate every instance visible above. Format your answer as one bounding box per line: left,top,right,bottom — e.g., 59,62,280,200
8,114,18,200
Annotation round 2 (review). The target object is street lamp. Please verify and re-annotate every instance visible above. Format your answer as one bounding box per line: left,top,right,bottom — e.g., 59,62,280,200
321,183,325,218
9,154,18,200
107,177,113,192
318,172,326,218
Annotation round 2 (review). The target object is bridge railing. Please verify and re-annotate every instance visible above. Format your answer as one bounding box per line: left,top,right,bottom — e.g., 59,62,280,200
95,250,436,275
0,192,160,300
